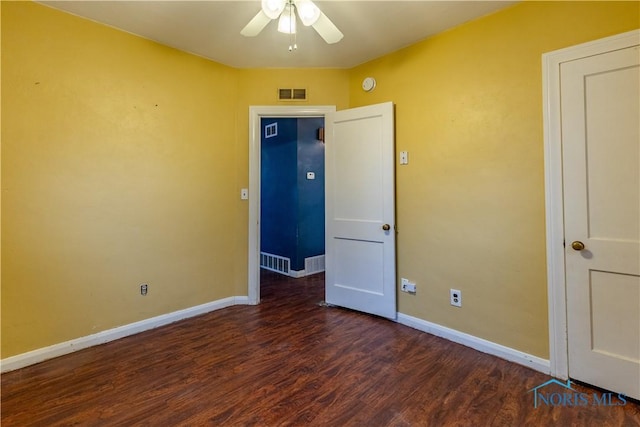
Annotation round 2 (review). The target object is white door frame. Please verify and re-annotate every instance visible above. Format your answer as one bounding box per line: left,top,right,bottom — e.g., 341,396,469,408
542,29,640,380
247,105,336,304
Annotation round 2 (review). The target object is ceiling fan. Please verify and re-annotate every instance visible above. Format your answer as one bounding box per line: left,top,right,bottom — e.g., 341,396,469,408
241,0,343,46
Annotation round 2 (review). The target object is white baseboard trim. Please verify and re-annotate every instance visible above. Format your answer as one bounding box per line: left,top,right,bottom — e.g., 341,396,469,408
234,296,253,305
289,269,305,278
396,313,551,375
1,295,252,373
289,269,319,278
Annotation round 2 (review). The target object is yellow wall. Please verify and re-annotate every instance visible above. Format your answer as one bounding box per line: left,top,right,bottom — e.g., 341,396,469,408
349,1,639,357
1,2,241,357
0,2,349,358
1,0,637,360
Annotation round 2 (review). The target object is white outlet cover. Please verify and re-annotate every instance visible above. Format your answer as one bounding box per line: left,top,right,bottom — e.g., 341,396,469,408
450,289,462,307
401,278,416,293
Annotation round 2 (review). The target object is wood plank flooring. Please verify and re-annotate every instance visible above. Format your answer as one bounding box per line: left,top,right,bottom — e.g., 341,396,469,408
2,271,639,426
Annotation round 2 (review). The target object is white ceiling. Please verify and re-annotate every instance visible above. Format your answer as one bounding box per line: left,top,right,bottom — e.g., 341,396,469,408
39,1,518,69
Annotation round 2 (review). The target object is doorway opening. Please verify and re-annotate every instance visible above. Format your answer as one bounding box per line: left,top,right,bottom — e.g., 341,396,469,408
248,106,336,304
260,116,326,279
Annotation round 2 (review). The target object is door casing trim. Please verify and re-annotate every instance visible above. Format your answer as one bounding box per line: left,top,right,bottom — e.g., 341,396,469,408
248,105,336,304
542,29,640,380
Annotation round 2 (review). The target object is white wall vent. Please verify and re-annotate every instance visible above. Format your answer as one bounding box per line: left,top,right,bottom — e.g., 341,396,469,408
278,88,307,101
261,253,325,278
260,252,290,275
304,254,325,275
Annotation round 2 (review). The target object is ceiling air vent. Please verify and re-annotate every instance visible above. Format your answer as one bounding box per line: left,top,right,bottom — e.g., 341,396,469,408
278,88,307,101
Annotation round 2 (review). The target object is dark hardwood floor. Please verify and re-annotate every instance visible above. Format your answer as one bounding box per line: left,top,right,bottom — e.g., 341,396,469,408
2,271,639,426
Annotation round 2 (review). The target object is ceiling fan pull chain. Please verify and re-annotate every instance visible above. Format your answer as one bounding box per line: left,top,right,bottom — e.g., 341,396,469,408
288,2,297,52
289,28,297,51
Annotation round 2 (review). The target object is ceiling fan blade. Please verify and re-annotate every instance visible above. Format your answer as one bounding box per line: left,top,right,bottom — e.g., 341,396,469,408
294,0,321,26
311,11,343,44
241,10,272,37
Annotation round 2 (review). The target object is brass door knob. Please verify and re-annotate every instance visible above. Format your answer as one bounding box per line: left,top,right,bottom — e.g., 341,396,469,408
571,241,585,251
382,224,391,231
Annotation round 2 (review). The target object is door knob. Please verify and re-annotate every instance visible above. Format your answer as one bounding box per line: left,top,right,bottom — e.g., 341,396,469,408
382,224,391,231
571,241,585,251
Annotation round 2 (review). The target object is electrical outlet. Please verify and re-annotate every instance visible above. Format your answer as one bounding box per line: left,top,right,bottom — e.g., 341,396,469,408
140,283,148,296
401,278,416,293
450,289,461,307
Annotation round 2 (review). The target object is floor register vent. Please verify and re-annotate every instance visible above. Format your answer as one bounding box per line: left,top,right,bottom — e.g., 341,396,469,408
278,88,307,101
261,253,325,278
261,252,290,275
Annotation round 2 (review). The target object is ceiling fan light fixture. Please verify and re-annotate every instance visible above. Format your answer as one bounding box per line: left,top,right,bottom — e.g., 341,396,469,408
242,0,342,46
294,0,320,26
277,4,297,34
261,0,286,19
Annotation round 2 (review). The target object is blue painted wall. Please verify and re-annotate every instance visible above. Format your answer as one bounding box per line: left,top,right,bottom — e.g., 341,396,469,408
260,118,298,262
295,117,325,269
261,117,325,272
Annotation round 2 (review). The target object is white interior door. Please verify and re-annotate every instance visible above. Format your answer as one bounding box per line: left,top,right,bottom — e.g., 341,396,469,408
562,45,640,400
325,102,396,319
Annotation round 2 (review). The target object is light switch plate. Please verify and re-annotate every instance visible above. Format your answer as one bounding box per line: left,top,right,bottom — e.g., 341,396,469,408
240,188,249,200
400,151,408,165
